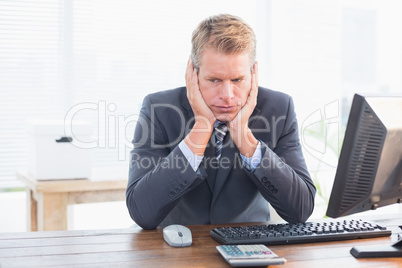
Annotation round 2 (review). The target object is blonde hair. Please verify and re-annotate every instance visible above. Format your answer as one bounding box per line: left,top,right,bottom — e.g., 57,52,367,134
191,14,256,72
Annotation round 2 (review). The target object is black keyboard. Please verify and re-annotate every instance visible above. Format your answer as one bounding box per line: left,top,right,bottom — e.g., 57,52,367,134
210,219,391,245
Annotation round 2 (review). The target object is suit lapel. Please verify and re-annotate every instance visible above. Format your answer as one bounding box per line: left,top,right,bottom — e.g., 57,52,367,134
248,106,262,130
204,137,217,192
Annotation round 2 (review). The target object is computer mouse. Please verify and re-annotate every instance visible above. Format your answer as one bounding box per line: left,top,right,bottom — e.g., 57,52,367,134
163,224,192,247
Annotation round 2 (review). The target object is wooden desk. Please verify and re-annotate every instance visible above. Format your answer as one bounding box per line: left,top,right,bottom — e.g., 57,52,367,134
0,220,401,267
17,170,127,231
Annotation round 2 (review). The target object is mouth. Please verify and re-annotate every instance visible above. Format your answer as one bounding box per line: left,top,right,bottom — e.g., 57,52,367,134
215,106,237,113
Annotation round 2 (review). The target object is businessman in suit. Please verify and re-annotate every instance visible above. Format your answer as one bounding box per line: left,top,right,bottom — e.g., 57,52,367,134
126,14,316,230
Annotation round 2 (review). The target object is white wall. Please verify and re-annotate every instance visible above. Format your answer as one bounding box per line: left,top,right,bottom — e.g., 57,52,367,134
0,192,26,233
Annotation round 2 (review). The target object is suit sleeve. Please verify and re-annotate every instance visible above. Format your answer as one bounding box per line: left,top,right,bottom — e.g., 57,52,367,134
126,96,206,229
247,97,316,223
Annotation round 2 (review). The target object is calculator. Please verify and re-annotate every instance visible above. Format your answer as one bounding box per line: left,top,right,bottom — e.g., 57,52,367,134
216,244,286,267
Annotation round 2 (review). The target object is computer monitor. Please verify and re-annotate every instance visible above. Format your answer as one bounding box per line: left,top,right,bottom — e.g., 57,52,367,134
326,94,402,218
325,93,402,257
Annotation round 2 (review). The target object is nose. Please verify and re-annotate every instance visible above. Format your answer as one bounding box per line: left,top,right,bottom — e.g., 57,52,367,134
220,81,234,102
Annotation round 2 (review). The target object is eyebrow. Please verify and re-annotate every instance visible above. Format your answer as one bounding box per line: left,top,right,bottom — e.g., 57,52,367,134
205,74,245,80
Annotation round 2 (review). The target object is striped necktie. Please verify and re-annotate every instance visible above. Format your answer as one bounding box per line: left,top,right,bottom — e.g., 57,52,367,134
214,122,228,160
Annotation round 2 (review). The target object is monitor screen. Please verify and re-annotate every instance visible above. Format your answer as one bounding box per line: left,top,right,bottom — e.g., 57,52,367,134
326,94,402,218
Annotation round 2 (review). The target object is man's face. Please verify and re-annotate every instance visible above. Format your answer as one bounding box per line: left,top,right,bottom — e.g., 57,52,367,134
198,47,253,122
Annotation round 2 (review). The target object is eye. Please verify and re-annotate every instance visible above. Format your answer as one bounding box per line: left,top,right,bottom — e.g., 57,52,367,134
232,79,242,82
209,79,220,83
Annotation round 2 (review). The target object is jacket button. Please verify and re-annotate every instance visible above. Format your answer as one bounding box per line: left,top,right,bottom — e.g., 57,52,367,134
169,191,175,197
183,180,189,185
262,177,268,183
273,188,278,194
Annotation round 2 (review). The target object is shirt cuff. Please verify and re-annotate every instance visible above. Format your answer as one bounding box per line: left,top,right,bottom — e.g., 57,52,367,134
240,141,262,172
178,140,204,172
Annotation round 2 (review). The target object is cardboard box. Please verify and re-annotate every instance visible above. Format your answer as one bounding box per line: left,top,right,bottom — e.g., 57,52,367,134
28,120,92,180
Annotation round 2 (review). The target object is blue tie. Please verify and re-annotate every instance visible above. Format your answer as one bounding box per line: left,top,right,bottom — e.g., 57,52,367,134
214,122,228,160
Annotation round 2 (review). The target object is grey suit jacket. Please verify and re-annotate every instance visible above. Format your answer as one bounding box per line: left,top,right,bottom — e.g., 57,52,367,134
126,86,316,229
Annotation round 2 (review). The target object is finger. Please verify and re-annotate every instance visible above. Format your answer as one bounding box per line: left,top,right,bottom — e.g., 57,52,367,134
250,74,258,99
185,58,193,85
191,68,201,98
248,75,258,107
186,59,197,100
189,65,200,102
252,61,258,89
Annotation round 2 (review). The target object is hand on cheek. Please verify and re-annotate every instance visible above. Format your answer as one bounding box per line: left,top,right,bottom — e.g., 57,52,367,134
185,59,216,126
227,62,259,157
184,59,216,155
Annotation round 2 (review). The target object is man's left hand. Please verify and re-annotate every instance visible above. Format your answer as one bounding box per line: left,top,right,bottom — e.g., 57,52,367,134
227,62,259,157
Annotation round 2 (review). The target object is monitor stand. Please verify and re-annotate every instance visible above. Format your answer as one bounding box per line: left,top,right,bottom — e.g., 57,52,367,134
351,239,402,258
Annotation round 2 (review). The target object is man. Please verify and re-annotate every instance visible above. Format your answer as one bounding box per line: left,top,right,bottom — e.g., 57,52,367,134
126,14,316,230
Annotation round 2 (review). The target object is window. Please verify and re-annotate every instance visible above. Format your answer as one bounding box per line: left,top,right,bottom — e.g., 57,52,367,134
0,0,269,188
0,0,65,188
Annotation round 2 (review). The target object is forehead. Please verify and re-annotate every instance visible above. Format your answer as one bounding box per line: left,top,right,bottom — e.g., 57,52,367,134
199,48,251,76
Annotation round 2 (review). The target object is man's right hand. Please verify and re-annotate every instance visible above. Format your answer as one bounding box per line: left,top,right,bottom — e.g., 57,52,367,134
185,59,216,126
184,59,216,156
